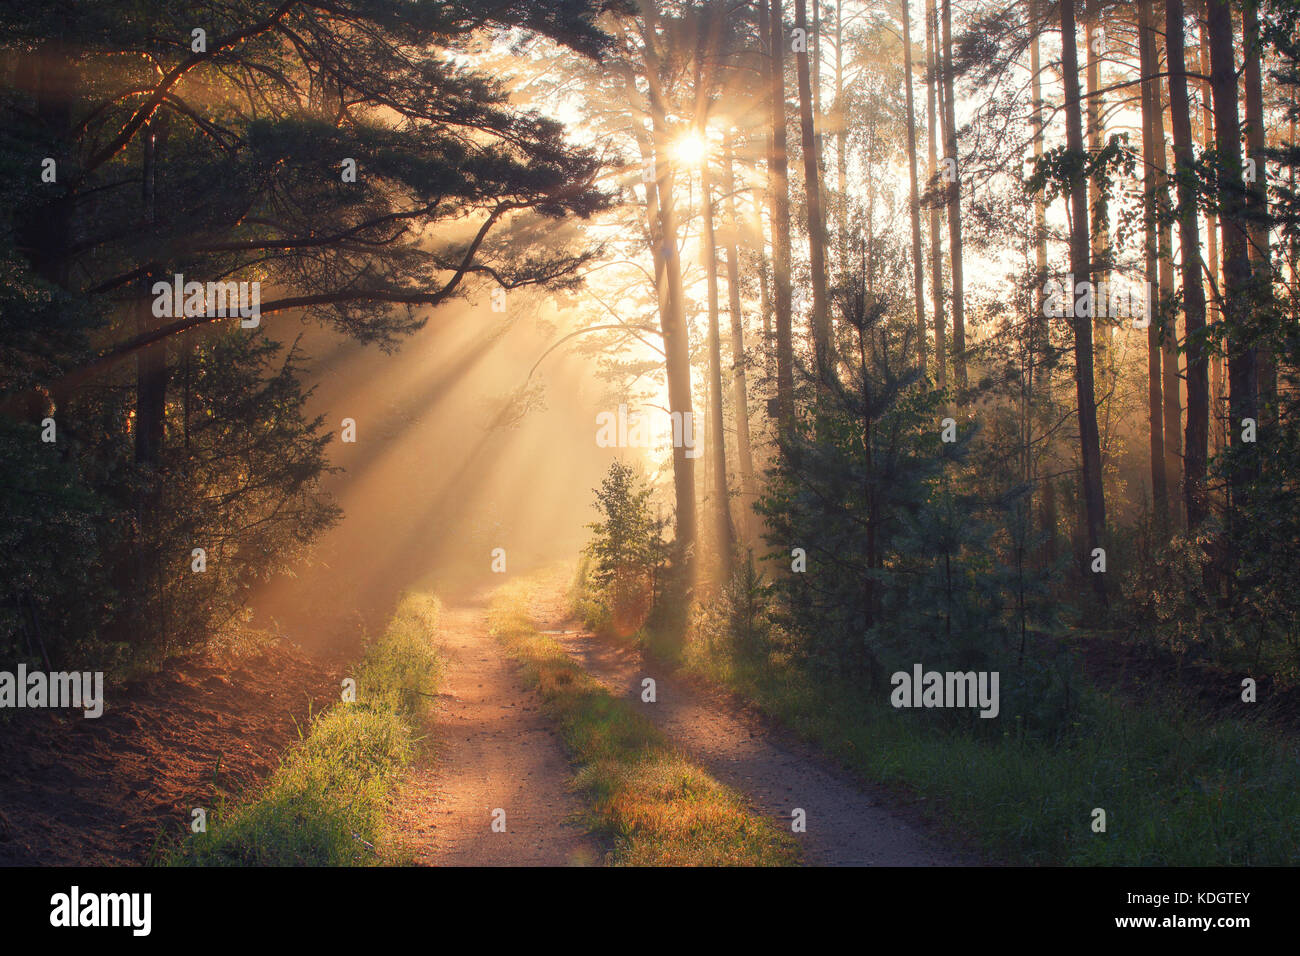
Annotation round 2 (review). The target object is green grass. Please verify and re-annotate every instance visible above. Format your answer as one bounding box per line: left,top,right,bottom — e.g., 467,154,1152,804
489,583,797,867
674,634,1300,866
169,594,442,866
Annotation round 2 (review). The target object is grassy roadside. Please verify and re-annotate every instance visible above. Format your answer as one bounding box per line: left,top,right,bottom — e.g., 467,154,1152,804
668,628,1300,866
488,584,797,866
169,594,442,866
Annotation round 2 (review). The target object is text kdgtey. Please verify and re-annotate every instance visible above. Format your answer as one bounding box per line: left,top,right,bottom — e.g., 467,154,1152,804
890,665,999,719
1128,892,1251,907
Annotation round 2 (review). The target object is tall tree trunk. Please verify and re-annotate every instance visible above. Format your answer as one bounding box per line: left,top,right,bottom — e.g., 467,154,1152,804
1086,6,1111,377
1060,0,1108,603
723,134,757,544
794,0,833,391
903,0,927,372
1139,0,1170,533
695,0,733,577
834,1,849,265
926,0,947,390
940,0,967,391
701,151,735,579
1207,0,1259,512
1031,11,1058,563
135,120,167,467
1152,33,1184,524
1085,4,1116,488
812,0,822,118
812,0,828,227
1199,20,1225,458
632,6,700,568
1243,0,1275,426
1165,0,1210,529
767,0,796,429
753,183,777,390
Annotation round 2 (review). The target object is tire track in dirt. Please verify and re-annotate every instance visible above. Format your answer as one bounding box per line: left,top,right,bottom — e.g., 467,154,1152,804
526,591,970,867
388,599,598,866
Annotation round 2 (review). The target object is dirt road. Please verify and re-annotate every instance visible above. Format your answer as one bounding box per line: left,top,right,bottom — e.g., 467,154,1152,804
388,600,598,866
525,591,967,867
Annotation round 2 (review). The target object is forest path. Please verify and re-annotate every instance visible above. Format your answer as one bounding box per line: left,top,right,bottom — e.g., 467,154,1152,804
386,599,598,866
522,580,967,867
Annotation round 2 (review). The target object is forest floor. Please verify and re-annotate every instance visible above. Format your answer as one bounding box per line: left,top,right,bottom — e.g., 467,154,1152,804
0,642,346,866
385,597,599,866
4,577,967,867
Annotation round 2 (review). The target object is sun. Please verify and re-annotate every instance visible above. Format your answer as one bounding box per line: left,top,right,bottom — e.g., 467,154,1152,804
673,131,708,165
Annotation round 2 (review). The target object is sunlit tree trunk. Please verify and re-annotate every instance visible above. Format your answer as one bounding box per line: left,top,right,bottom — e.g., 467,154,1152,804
723,134,758,544
812,1,822,120
701,152,735,579
926,0,947,391
1139,0,1170,533
1084,5,1117,496
767,0,796,429
1031,11,1058,563
940,0,967,391
812,0,829,229
753,6,778,400
1060,0,1108,603
834,0,849,266
753,183,777,389
794,0,833,392
1085,5,1111,384
633,5,699,567
1166,0,1210,529
903,0,927,373
1152,32,1183,525
695,0,733,577
1198,20,1225,458
1243,0,1275,427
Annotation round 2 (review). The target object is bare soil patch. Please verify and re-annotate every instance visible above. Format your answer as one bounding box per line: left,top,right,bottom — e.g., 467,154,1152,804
0,643,346,866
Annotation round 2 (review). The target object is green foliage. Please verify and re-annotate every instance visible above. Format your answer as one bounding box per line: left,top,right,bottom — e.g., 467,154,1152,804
0,0,614,668
581,461,669,633
743,269,1073,737
0,417,122,668
0,329,341,667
